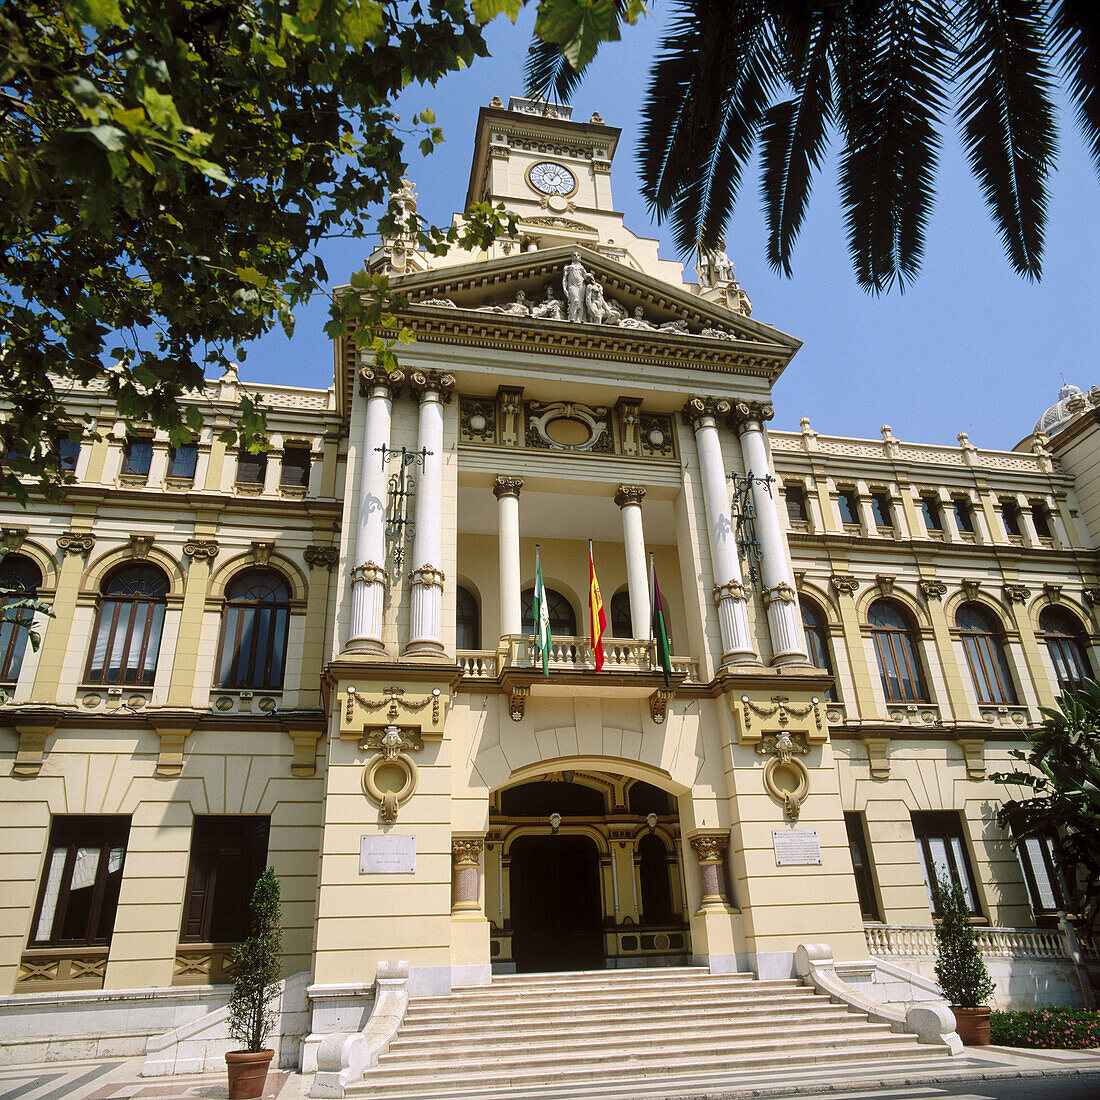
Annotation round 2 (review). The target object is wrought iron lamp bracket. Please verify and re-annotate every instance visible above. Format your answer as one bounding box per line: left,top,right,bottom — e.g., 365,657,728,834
729,470,774,588
376,445,432,567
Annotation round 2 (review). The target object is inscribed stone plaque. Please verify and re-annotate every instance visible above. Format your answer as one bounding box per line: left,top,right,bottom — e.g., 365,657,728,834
360,834,415,874
772,829,822,866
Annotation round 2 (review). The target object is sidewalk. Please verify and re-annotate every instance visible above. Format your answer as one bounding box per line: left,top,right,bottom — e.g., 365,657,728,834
1,1046,1099,1100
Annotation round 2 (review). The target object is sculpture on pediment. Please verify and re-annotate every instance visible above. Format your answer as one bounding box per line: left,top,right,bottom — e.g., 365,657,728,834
619,307,654,330
563,249,587,321
531,286,565,320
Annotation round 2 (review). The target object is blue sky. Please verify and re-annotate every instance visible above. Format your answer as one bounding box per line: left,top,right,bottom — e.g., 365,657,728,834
245,8,1100,452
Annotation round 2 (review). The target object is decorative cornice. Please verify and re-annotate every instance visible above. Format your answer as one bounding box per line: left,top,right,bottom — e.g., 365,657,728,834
614,484,646,508
681,396,731,431
358,365,406,398
409,369,456,404
183,539,219,562
351,560,388,586
729,400,775,431
493,475,524,500
57,531,95,557
304,545,339,570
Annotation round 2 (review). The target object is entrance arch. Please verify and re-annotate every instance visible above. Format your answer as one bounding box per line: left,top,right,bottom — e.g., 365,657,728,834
487,770,691,973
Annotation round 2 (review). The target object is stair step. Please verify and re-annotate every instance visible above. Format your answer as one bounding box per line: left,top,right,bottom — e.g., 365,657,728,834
478,965,720,986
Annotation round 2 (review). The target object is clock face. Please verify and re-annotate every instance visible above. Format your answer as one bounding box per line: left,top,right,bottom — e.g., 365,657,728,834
529,161,576,196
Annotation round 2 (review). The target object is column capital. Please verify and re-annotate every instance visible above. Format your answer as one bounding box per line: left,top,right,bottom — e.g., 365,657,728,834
57,531,96,557
689,832,729,863
493,475,524,500
713,579,746,604
409,563,445,589
729,400,775,431
409,369,456,404
452,836,485,866
183,538,219,562
614,484,646,508
358,364,406,398
351,559,389,586
680,395,731,431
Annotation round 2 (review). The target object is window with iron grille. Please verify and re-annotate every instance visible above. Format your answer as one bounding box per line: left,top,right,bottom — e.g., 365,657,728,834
956,603,1017,704
0,553,42,682
30,816,130,947
869,599,928,702
216,570,291,689
85,564,169,686
235,451,267,485
180,816,270,943
911,811,983,916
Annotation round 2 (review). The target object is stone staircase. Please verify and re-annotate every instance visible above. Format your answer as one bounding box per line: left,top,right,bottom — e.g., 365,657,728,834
347,966,951,1099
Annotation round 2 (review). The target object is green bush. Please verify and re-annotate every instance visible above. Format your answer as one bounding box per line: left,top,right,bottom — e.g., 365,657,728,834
990,1007,1100,1049
227,867,283,1053
930,877,996,1007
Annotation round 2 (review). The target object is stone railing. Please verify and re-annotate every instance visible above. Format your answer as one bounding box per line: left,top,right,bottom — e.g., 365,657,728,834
866,923,1071,961
458,639,700,683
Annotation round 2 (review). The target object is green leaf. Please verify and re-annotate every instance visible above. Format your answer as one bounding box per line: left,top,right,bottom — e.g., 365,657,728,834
84,125,127,152
72,0,127,29
343,0,385,48
471,0,524,24
236,267,270,288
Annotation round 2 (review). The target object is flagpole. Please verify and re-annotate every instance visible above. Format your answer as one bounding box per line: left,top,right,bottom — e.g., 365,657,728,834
648,553,656,643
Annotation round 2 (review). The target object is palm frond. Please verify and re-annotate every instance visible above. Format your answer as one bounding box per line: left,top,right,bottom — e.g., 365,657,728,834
759,10,835,277
1048,0,1100,179
956,0,1058,280
525,38,585,103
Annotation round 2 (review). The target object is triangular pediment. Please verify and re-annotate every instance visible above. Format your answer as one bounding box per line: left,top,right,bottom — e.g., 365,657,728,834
386,246,800,357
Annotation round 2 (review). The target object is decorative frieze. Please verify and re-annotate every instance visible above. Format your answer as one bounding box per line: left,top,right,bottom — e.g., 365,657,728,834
459,396,497,443
359,724,424,758
638,414,674,457
649,687,674,725
304,545,339,570
509,685,529,722
526,400,613,453
56,531,95,557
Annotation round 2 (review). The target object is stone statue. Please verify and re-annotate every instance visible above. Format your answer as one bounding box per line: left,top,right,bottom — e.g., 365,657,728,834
603,297,627,324
563,249,586,321
712,247,734,283
583,274,608,325
619,307,654,330
659,319,689,334
504,290,531,316
531,286,565,320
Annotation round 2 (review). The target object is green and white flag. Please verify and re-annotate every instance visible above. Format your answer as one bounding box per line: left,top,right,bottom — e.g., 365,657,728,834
533,545,551,677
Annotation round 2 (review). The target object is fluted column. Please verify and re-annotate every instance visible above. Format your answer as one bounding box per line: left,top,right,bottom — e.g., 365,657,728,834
406,369,454,656
732,401,808,666
615,485,650,638
347,366,403,652
682,397,755,665
494,476,523,637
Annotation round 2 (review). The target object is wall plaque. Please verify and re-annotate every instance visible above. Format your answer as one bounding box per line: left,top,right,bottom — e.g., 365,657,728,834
360,834,415,874
772,829,822,866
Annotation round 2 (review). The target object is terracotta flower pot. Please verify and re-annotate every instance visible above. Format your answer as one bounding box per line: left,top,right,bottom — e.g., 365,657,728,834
951,1005,992,1046
226,1049,275,1099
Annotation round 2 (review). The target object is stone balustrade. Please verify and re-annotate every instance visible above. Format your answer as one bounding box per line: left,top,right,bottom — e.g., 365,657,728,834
866,923,1074,961
457,639,699,682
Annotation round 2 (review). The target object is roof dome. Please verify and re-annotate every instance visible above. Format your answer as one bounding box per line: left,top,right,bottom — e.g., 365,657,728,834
1034,383,1091,435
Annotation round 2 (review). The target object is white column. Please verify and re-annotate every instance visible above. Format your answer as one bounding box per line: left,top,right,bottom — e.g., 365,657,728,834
406,371,453,656
347,367,403,653
494,476,523,638
733,402,807,666
614,485,651,638
683,398,755,665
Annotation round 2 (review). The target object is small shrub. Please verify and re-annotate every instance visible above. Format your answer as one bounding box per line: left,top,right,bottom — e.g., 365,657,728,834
930,876,996,1007
227,867,283,1053
990,1007,1100,1049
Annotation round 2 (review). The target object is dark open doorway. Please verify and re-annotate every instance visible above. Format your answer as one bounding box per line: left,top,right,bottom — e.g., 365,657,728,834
509,834,603,972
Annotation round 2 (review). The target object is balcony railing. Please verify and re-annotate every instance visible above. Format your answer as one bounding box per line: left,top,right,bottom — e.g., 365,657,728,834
458,637,700,683
866,923,1070,960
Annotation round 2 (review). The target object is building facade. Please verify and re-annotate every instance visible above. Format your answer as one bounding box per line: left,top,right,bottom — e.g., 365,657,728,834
0,97,1096,1068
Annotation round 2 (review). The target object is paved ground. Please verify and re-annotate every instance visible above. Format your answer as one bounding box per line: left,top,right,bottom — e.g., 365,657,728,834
0,1047,1098,1100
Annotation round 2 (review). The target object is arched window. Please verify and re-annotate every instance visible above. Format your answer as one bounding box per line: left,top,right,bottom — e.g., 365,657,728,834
456,586,480,650
869,600,928,703
610,591,632,637
0,553,42,682
1039,606,1092,693
638,833,674,924
801,599,833,698
217,570,290,689
956,603,1017,704
86,564,169,686
521,587,576,636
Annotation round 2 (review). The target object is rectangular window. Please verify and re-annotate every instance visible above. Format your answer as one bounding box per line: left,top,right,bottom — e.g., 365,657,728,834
123,438,153,478
181,816,270,944
30,816,130,947
869,492,892,529
837,489,860,526
236,451,268,485
168,444,198,480
920,495,942,531
785,484,807,524
953,498,975,533
1000,499,1022,537
911,811,983,917
56,434,81,472
1031,502,1053,540
1012,833,1066,921
844,812,881,921
280,445,311,488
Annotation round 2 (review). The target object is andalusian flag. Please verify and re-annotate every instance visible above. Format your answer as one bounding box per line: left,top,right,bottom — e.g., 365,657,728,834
533,545,551,677
650,554,673,687
589,541,606,672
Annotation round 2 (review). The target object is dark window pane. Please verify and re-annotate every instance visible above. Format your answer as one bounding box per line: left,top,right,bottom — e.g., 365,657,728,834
638,834,674,924
957,603,1016,704
953,499,974,532
609,591,632,637
1039,607,1091,692
911,811,982,916
869,600,928,702
86,565,169,686
281,446,311,488
627,781,672,816
785,485,807,523
1031,503,1053,539
169,444,198,479
801,600,834,699
1000,499,1022,537
869,493,891,528
123,439,152,476
921,496,942,530
217,569,291,689
837,490,859,525
0,554,42,681
57,435,81,471
456,586,480,649
844,812,880,921
521,587,576,636
500,780,605,817
236,452,267,484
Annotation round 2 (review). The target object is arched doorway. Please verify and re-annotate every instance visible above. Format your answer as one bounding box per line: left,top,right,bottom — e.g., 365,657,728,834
487,770,691,973
510,834,603,972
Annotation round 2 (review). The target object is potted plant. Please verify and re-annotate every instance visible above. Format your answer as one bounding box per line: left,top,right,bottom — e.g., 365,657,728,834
931,875,997,1045
226,867,283,1099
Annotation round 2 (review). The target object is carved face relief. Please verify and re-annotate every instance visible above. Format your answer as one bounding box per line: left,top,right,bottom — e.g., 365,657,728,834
528,161,576,196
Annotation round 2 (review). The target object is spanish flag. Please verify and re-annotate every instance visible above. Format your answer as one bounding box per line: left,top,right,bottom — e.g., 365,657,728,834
589,540,606,672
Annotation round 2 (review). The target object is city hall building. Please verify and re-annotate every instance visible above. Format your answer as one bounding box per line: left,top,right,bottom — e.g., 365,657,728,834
0,97,1096,1091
